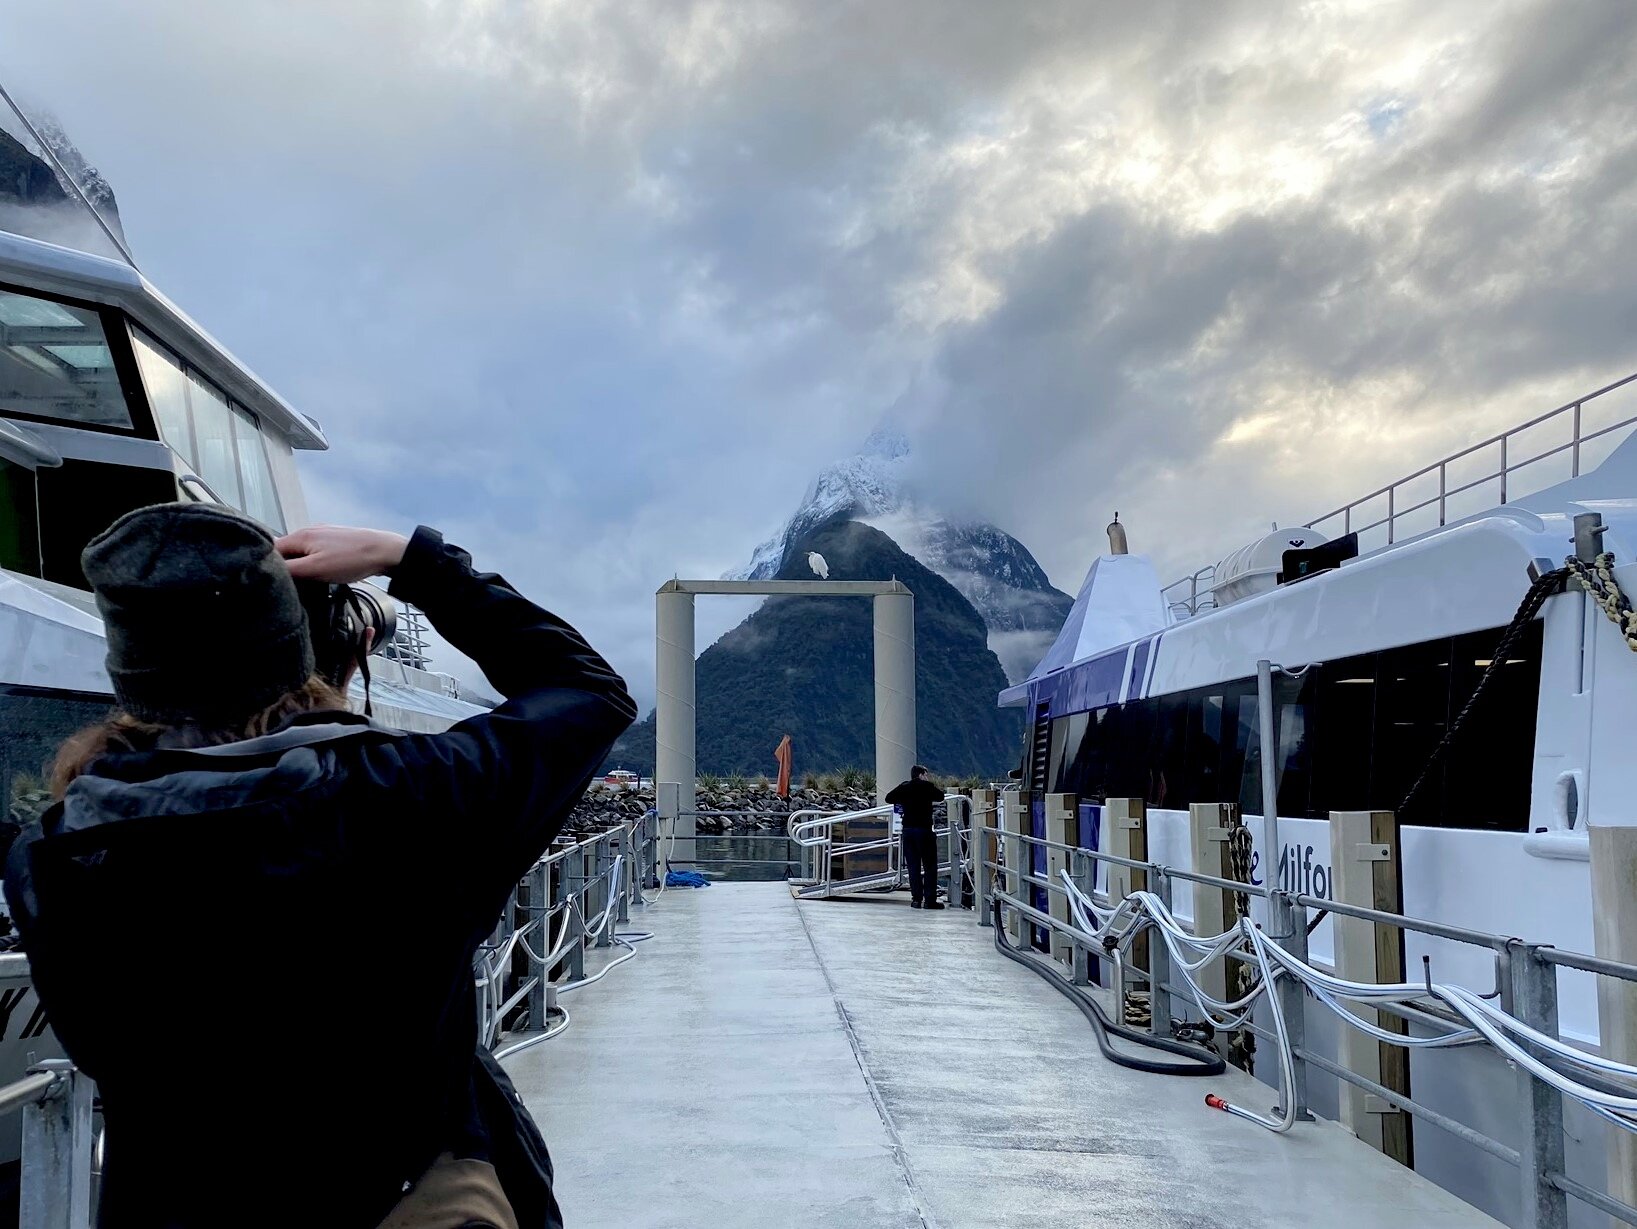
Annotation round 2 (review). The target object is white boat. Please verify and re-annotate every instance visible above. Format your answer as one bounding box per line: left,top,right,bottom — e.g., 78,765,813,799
0,107,493,1189
1000,373,1637,1223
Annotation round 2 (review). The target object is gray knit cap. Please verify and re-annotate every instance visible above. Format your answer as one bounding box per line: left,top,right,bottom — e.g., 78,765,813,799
80,502,315,726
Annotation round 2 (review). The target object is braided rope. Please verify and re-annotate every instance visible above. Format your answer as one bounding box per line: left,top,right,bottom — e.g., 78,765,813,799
1566,551,1637,651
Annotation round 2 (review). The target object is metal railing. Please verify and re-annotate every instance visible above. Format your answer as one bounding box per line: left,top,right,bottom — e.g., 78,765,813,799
957,801,1637,1229
1162,372,1637,618
476,812,660,1058
0,1059,96,1229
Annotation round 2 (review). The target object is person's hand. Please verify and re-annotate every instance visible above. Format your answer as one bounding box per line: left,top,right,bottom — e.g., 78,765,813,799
275,526,408,584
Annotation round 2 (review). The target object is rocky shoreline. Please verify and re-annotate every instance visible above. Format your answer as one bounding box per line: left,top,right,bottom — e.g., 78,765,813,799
561,783,882,836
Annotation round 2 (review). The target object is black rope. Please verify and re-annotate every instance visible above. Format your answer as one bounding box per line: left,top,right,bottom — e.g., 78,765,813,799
991,898,1225,1076
1398,565,1566,818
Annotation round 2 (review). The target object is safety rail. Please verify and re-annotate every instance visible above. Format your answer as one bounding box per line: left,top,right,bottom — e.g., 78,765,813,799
0,1060,96,1229
947,800,1637,1229
477,811,661,1060
1163,371,1637,617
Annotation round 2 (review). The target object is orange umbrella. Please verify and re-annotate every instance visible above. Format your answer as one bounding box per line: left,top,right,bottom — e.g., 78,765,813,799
773,734,793,798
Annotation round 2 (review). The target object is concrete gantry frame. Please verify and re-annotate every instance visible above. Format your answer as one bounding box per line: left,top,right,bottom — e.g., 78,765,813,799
655,579,916,841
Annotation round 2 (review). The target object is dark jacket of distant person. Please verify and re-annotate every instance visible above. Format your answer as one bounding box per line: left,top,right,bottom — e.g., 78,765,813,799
885,773,944,828
4,520,636,1228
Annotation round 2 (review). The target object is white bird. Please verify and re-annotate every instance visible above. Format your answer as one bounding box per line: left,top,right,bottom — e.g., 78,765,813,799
807,551,829,579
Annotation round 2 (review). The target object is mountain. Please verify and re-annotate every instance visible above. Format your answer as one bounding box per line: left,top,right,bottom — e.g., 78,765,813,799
608,516,1024,778
731,428,1072,683
0,105,127,257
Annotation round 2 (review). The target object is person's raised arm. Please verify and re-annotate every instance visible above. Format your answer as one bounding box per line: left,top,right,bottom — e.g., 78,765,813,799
277,525,637,880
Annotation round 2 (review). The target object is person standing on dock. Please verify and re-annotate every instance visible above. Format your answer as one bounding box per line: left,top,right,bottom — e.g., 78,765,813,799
4,505,636,1229
887,764,945,909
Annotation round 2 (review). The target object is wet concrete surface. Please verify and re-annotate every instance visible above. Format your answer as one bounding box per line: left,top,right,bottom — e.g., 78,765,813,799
507,883,1501,1228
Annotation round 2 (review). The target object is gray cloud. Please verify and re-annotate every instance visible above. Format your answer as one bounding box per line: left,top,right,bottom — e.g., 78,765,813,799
8,0,1636,708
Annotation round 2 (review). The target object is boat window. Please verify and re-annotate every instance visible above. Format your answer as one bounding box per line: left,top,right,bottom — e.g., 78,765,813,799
0,288,133,429
129,327,285,532
1042,622,1540,831
130,329,193,462
231,405,284,531
186,372,242,508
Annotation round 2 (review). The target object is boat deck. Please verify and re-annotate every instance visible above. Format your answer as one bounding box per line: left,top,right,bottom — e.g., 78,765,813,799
505,882,1501,1229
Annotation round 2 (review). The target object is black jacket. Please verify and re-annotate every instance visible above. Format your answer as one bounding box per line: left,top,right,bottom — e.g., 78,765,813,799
885,778,943,829
4,527,636,1228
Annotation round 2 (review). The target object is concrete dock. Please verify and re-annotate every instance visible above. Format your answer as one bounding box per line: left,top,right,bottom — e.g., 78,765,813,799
505,883,1501,1229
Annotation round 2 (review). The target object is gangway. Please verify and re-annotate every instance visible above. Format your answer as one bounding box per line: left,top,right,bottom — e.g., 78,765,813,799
786,802,960,900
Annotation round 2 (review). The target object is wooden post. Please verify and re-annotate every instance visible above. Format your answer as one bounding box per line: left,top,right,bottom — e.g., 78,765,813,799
1329,810,1413,1167
1044,793,1079,964
1105,798,1148,977
1189,802,1242,1050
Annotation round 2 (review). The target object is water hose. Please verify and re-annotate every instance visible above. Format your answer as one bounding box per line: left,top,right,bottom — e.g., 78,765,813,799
991,898,1225,1077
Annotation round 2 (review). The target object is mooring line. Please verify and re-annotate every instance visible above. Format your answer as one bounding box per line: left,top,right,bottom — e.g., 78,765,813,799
794,899,941,1229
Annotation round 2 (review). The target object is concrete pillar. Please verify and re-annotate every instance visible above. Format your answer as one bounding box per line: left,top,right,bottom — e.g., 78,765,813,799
1329,811,1411,1165
655,585,696,823
872,590,915,804
1591,824,1637,1210
1044,793,1078,964
1189,802,1240,1022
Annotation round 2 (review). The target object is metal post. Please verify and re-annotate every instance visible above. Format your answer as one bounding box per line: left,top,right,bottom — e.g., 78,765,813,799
1510,944,1569,1229
525,860,549,1029
945,795,964,909
1500,434,1509,503
1273,895,1312,1122
1438,462,1447,525
973,789,997,927
566,849,587,981
21,1062,92,1229
872,590,916,805
1001,790,1027,941
593,843,611,950
1255,659,1280,907
1572,401,1582,476
1070,848,1092,985
1150,869,1174,1035
617,824,632,924
1386,485,1395,544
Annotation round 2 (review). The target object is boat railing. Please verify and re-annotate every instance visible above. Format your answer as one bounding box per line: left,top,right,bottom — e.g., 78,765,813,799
1164,370,1637,618
954,797,1637,1229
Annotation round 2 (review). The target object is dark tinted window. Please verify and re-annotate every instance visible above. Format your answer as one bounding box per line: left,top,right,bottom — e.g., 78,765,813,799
1044,622,1541,830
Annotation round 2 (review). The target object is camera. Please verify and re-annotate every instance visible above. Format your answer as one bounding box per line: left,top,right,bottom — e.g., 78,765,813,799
297,580,397,688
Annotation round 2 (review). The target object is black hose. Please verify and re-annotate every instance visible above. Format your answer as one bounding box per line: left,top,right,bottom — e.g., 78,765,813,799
992,898,1225,1076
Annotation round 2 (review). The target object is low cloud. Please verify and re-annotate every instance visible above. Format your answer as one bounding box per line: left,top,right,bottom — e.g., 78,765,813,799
9,1,1636,707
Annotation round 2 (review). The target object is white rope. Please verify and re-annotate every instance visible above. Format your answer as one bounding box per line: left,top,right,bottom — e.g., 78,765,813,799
1053,869,1637,1133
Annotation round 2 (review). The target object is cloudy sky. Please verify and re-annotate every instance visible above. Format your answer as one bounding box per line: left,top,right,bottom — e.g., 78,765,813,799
9,1,1637,710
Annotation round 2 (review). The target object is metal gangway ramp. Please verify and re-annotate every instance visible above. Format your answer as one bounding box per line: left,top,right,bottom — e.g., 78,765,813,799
507,881,1496,1229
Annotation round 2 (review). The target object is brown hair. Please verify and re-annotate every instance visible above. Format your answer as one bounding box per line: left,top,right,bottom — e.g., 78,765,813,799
49,675,348,799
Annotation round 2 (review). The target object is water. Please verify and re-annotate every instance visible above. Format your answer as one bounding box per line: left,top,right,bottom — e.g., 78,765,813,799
687,835,803,883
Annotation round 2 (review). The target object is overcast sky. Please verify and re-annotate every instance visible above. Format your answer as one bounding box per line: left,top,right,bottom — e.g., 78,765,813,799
9,2,1637,710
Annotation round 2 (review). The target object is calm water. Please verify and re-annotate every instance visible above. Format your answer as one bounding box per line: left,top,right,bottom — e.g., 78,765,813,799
685,834,803,882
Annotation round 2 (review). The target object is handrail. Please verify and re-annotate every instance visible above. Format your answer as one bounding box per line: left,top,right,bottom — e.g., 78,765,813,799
0,1070,57,1119
1163,372,1637,617
965,791,1637,1227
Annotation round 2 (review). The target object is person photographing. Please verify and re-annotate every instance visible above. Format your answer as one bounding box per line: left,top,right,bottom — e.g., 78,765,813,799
4,503,636,1228
886,765,945,910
